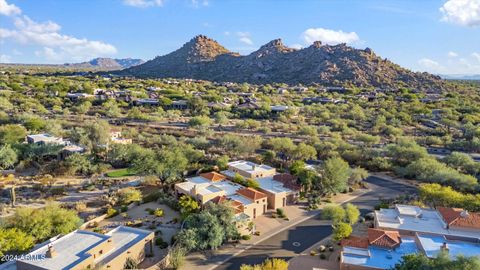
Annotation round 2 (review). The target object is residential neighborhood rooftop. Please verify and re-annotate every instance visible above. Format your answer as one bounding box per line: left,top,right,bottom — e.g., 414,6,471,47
97,226,153,265
257,176,293,194
18,230,110,270
236,187,267,201
228,160,274,173
375,205,480,240
417,234,480,259
342,237,419,270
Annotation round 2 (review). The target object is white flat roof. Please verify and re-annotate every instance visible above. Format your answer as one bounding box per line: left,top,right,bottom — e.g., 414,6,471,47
228,160,274,173
395,205,422,217
197,185,223,196
19,230,110,269
185,176,211,185
257,176,292,194
176,177,243,199
97,226,152,265
376,207,480,240
27,133,63,143
211,181,243,196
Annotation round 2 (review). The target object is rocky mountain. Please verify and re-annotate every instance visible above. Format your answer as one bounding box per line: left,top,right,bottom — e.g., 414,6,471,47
66,58,144,70
119,35,444,88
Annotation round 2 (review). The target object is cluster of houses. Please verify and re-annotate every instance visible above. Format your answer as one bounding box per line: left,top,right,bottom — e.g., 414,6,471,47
174,160,300,233
0,226,154,270
340,204,480,269
26,129,131,160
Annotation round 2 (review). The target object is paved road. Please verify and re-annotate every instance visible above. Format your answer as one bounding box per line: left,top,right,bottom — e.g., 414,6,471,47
214,176,417,270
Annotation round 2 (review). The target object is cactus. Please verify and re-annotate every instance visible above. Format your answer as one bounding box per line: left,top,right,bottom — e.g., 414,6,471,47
10,185,16,207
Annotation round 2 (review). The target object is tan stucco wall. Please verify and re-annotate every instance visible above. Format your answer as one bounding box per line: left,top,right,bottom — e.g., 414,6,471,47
227,165,276,179
243,198,267,219
87,239,113,261
258,189,288,210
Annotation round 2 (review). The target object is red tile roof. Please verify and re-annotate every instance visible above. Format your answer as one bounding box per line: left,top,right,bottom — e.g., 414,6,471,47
368,228,401,249
200,171,226,182
229,200,245,214
211,195,228,204
273,173,301,191
211,196,244,214
437,207,480,230
237,187,267,201
341,236,369,249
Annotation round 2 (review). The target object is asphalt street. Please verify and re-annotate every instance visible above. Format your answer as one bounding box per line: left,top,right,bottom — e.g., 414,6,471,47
214,176,417,270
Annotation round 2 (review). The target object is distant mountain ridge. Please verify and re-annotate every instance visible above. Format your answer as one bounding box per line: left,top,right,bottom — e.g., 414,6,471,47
118,35,444,89
441,74,480,80
65,58,145,70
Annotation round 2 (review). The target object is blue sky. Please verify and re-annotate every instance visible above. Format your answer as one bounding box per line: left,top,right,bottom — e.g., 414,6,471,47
0,0,479,74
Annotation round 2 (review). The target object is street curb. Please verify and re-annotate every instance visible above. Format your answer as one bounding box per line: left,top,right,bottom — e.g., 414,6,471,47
204,189,369,270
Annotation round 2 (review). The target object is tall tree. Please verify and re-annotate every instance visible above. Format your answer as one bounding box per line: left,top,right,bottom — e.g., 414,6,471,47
319,157,351,194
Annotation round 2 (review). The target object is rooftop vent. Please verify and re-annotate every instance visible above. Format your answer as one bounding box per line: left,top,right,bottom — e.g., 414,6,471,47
46,244,57,258
460,210,469,218
441,242,449,253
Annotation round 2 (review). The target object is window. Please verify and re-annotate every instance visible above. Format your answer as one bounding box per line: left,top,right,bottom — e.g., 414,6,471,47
263,199,265,203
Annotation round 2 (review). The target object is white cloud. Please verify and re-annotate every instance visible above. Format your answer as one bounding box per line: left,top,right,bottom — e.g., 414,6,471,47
0,0,21,16
472,52,480,62
191,0,209,8
290,44,303,50
418,58,446,73
440,0,480,27
302,27,360,45
448,51,459,57
35,47,62,61
237,32,253,45
123,0,163,8
0,15,117,62
224,31,231,36
0,54,11,63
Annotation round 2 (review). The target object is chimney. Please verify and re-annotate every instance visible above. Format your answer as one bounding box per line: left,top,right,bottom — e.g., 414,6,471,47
440,242,449,253
191,185,198,196
46,244,57,258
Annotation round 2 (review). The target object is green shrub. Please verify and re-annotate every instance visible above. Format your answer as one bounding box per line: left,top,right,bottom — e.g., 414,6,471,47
143,191,161,203
241,235,251,240
106,208,118,218
276,208,286,218
155,236,168,249
374,202,389,210
121,205,129,212
153,208,164,217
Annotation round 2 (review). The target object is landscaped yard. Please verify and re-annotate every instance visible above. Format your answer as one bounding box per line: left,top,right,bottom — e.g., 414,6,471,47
106,168,137,178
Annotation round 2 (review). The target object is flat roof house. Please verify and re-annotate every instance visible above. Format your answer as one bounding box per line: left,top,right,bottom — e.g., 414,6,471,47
340,227,480,270
223,160,276,179
374,205,480,239
5,226,154,270
27,134,65,145
340,228,419,270
174,171,268,220
134,98,159,106
222,161,300,209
